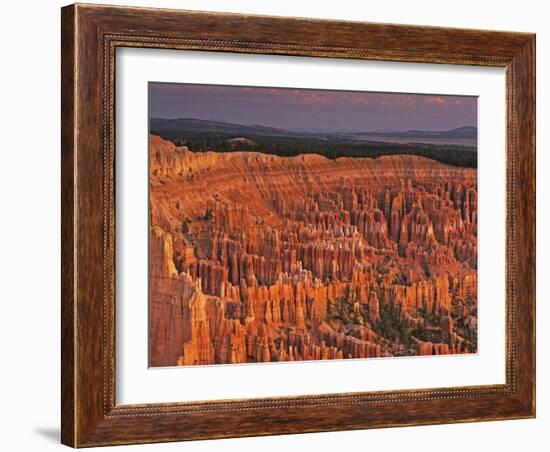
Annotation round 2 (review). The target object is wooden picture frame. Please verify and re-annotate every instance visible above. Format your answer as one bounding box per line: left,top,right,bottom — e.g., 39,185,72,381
61,3,535,447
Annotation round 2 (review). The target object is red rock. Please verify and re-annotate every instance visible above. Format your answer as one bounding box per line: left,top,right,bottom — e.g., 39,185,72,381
149,135,478,365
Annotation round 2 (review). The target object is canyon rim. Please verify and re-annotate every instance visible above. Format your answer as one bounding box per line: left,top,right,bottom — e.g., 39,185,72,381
148,83,478,368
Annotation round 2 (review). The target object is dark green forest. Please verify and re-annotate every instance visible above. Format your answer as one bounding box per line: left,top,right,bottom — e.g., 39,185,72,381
151,130,477,168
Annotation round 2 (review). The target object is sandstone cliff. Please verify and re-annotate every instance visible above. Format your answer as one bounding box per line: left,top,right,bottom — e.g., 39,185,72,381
149,135,478,366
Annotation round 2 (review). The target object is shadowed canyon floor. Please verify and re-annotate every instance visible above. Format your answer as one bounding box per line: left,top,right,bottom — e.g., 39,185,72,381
149,135,478,367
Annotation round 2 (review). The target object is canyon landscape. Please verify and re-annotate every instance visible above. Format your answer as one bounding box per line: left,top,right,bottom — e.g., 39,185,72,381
148,83,478,367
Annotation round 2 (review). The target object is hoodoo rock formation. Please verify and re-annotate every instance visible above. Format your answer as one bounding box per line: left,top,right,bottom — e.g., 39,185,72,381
148,135,478,367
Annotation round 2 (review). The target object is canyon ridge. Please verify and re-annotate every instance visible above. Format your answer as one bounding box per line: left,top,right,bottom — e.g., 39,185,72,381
148,134,478,367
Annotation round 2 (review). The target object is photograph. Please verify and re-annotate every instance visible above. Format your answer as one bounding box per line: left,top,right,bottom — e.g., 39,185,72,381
148,83,479,367
46,0,538,448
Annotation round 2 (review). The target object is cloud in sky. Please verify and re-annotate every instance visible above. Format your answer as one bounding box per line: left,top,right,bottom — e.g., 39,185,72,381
149,82,477,132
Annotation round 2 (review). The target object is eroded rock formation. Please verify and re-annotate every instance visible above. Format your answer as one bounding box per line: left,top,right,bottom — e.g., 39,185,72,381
148,135,478,367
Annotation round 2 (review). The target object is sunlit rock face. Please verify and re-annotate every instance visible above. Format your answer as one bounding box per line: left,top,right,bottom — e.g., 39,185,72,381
148,135,478,367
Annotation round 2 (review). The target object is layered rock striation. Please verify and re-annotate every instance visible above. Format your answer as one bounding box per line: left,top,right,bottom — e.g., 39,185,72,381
148,135,478,367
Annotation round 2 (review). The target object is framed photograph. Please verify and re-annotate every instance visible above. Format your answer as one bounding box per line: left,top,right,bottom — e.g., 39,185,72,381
61,3,535,447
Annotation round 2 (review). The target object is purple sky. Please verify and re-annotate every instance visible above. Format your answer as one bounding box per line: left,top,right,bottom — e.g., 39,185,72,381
149,82,477,132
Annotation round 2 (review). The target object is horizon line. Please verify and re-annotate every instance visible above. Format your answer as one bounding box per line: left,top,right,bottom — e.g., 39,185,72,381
149,116,478,134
